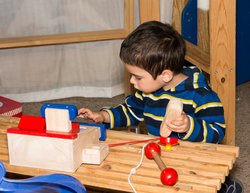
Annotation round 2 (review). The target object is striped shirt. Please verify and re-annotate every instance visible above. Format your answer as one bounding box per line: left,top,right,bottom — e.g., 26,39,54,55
104,66,225,143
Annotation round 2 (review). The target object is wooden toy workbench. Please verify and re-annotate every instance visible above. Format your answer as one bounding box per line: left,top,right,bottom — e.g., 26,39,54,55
0,116,239,193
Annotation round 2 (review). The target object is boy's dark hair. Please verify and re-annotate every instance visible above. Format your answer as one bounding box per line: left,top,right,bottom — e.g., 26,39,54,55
120,21,186,79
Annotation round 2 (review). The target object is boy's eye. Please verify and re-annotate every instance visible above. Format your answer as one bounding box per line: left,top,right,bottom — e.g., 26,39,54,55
134,76,142,80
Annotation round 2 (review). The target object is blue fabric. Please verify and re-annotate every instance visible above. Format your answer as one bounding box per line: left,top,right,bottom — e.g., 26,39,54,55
0,161,87,193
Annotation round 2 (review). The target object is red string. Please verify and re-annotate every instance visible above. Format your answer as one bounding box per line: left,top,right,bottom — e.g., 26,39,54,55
108,137,160,147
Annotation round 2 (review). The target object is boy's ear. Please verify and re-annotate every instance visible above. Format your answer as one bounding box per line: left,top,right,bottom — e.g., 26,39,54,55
161,70,173,82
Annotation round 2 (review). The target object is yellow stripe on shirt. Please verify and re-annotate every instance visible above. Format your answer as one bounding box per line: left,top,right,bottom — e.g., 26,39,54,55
121,105,131,126
195,102,222,113
202,120,208,142
183,115,194,140
193,72,199,89
103,109,114,128
144,112,163,121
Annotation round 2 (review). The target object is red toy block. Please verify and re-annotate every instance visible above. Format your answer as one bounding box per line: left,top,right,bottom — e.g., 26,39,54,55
18,115,46,132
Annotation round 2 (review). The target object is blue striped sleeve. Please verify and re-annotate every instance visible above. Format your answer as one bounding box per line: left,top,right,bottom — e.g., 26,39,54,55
180,91,225,143
106,91,145,128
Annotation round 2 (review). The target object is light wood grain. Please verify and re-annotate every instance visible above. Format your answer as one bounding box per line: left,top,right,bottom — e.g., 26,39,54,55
139,0,160,23
172,0,189,34
210,0,236,145
0,116,239,193
198,9,210,53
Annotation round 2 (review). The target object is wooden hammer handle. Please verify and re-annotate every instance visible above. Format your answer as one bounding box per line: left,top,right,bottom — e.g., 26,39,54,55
152,151,166,171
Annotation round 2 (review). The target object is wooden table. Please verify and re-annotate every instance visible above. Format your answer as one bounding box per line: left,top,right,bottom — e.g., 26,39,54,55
0,116,239,193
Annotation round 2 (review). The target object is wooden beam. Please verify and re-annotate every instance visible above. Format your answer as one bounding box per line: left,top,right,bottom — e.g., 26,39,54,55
210,0,236,145
0,29,128,49
139,0,160,23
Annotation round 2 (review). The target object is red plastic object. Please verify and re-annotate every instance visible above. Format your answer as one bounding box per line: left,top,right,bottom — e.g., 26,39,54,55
161,168,178,186
7,115,80,139
144,143,161,159
159,137,179,146
18,115,46,131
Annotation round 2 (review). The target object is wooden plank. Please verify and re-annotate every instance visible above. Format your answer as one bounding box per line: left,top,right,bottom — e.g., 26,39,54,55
185,41,210,73
0,116,239,193
210,0,236,145
172,0,189,34
124,0,134,33
139,0,160,23
0,29,128,49
107,146,229,175
198,8,210,53
178,140,239,157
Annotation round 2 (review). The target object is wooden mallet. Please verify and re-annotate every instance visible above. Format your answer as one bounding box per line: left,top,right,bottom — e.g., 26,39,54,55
144,143,178,186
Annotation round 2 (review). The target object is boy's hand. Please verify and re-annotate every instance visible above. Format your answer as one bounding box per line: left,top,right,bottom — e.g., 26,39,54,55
166,112,190,133
78,108,106,123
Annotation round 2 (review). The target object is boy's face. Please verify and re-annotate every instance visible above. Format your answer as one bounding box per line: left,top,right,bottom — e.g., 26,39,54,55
125,64,165,94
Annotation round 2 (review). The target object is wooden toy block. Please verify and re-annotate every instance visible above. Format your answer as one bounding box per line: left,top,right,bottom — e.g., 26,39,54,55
7,103,109,172
160,98,183,137
45,108,72,132
7,126,101,172
82,144,109,165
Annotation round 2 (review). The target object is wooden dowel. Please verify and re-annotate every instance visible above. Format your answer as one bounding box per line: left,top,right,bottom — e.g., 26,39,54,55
152,151,166,171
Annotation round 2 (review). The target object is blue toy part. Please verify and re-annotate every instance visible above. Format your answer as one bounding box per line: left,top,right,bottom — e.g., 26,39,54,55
78,122,106,141
40,103,78,121
181,0,197,45
0,161,87,193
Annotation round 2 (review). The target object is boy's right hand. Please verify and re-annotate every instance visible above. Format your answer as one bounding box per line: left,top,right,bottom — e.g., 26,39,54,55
78,108,105,123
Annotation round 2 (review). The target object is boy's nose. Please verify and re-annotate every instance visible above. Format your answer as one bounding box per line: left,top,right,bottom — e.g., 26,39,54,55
130,76,135,85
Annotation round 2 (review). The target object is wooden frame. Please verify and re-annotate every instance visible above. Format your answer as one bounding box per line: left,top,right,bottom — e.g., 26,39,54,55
138,0,236,145
0,0,236,145
0,0,134,49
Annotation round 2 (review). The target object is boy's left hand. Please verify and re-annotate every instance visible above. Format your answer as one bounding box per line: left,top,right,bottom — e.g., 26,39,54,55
166,112,190,133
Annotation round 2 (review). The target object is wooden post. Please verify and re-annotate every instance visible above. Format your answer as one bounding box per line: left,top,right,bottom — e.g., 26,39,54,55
172,0,188,34
210,0,236,145
139,0,160,23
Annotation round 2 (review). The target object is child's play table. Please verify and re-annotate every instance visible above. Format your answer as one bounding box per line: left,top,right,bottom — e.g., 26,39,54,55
0,116,239,193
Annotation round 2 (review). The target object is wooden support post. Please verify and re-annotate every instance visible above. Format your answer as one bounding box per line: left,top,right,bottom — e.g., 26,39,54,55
210,0,236,145
139,0,160,23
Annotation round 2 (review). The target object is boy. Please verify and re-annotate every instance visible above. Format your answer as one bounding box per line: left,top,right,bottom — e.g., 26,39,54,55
78,21,225,143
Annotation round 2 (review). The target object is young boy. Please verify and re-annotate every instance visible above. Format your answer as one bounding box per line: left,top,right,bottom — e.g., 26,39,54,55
78,20,225,143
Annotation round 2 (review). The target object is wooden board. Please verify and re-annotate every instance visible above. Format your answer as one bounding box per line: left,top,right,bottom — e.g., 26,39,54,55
0,116,239,193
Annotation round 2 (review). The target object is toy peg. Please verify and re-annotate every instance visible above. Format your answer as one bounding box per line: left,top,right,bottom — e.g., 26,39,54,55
159,136,179,151
160,98,183,137
145,143,178,186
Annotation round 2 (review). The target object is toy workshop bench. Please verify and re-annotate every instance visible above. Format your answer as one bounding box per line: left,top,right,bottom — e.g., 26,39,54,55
0,116,239,193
